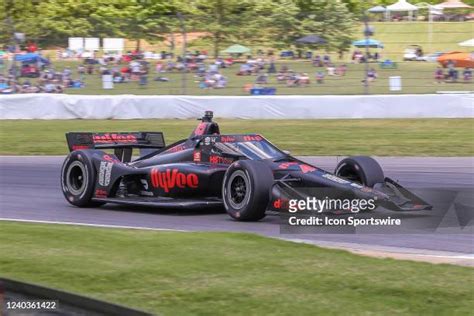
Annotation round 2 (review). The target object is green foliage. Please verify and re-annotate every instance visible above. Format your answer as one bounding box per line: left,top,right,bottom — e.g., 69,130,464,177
1,0,470,54
188,0,262,57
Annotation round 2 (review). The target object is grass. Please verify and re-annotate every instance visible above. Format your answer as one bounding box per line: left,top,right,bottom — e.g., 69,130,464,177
0,119,472,156
0,222,473,315
355,21,474,59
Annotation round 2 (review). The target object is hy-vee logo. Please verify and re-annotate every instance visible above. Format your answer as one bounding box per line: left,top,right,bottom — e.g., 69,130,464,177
150,168,199,192
93,133,137,143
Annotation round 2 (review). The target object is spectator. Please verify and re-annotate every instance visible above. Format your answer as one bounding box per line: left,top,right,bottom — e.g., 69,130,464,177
434,67,444,83
267,58,276,74
336,64,347,76
299,73,310,85
256,74,268,85
323,54,331,66
312,55,322,67
326,64,336,76
367,68,377,82
316,71,324,84
463,68,472,82
447,67,458,82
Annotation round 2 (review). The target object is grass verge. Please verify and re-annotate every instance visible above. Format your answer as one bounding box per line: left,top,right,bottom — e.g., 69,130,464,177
0,222,473,315
0,118,473,156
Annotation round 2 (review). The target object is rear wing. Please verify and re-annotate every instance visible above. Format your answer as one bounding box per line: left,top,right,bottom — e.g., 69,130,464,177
66,132,165,162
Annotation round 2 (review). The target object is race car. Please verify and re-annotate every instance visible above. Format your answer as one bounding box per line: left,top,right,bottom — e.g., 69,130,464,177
61,111,431,221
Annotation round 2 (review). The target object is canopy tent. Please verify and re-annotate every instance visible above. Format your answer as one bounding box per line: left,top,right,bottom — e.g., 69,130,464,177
386,0,418,20
14,53,49,64
221,44,251,54
438,52,474,68
352,39,384,48
295,35,327,45
367,5,387,13
436,0,472,8
458,39,474,47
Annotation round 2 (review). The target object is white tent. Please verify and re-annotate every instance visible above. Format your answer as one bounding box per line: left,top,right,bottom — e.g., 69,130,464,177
437,0,472,9
459,39,474,47
386,0,419,20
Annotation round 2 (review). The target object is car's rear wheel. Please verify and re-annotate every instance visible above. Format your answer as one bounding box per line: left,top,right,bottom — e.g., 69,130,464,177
61,150,105,207
334,156,385,188
223,160,273,221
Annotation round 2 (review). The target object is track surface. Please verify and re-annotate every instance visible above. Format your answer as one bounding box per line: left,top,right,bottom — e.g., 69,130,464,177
1,156,473,256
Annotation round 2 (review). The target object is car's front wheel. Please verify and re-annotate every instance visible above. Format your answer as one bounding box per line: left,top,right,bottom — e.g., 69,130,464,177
334,156,385,188
222,160,273,221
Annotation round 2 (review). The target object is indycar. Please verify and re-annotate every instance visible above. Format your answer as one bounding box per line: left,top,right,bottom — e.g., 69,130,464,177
61,111,431,221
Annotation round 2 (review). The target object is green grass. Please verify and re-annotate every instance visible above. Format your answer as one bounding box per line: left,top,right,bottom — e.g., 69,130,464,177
0,222,473,315
1,119,473,156
355,21,473,59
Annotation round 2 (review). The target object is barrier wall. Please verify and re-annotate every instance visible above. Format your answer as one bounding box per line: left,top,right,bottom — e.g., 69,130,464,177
0,94,473,119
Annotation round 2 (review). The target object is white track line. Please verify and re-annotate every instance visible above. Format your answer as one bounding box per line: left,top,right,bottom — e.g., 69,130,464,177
0,218,188,232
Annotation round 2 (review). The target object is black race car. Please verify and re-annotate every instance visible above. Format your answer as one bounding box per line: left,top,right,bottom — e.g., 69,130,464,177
61,111,431,221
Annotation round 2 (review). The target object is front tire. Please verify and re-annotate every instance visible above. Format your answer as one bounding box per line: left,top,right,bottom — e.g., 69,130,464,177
61,150,105,207
335,156,385,187
223,160,273,221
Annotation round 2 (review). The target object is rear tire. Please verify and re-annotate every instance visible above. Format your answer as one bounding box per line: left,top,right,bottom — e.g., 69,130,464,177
334,156,384,187
223,160,273,221
61,150,105,207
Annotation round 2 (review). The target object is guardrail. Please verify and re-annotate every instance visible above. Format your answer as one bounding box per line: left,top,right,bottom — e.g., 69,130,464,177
0,93,472,119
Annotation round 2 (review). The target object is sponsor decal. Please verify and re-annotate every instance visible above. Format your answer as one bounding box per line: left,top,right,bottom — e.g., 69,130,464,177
221,135,236,143
322,174,350,184
204,137,211,146
103,154,119,163
300,164,316,174
140,190,154,196
150,168,199,192
95,189,107,198
209,155,234,164
243,135,263,142
193,123,207,136
165,144,186,153
193,151,201,162
72,145,90,150
278,162,299,169
93,133,137,144
98,161,113,186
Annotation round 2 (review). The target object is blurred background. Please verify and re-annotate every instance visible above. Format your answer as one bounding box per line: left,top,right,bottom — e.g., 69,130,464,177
0,0,473,96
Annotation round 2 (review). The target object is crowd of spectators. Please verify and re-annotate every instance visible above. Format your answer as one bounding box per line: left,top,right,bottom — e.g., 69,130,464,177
434,66,472,83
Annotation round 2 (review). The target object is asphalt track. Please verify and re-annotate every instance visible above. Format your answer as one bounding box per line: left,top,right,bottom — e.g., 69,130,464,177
1,156,473,264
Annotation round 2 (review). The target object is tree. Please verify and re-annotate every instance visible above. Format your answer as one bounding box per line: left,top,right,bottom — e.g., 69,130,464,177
0,0,44,46
295,0,356,53
188,0,261,58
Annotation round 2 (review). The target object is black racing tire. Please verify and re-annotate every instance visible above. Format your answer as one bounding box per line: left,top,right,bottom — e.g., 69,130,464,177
222,160,273,221
334,156,385,188
61,150,105,207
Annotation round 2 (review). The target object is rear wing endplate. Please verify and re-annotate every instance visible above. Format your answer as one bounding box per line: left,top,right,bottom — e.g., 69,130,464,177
66,132,165,162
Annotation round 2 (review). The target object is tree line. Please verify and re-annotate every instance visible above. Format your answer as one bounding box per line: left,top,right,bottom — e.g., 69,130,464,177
1,0,470,57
